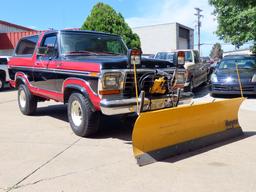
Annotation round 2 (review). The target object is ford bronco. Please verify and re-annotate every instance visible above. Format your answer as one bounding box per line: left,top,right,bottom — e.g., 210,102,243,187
8,30,189,137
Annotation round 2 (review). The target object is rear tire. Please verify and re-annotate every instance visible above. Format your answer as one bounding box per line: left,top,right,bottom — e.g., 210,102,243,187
68,92,100,137
18,84,37,115
0,77,4,91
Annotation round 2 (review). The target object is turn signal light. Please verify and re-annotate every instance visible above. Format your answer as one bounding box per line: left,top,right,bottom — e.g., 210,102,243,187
99,90,121,95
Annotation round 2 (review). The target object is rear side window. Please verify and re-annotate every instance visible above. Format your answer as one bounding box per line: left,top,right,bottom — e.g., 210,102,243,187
15,35,39,56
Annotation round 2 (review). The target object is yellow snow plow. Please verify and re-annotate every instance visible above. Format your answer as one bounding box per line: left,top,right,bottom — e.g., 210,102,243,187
129,50,245,166
132,97,244,166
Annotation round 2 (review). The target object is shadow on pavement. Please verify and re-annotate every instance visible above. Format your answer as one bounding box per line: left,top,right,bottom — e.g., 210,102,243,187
193,84,211,98
0,86,16,93
163,131,256,164
35,104,134,142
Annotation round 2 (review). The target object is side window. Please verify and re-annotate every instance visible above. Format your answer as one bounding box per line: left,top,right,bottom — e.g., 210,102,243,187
15,35,39,56
41,35,57,48
40,35,58,57
185,51,193,62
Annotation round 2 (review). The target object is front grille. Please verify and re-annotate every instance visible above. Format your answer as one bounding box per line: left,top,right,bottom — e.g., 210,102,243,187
123,72,153,98
214,85,255,92
122,71,181,98
218,78,250,83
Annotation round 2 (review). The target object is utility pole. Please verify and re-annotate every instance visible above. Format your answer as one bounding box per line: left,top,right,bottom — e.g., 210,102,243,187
194,8,203,54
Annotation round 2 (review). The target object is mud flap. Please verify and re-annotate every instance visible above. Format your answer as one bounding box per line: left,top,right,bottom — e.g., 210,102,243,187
132,97,245,166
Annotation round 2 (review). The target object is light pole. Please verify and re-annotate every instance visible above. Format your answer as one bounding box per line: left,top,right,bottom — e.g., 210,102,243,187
194,8,203,54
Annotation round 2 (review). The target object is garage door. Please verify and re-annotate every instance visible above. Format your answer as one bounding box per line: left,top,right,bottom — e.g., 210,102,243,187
178,37,188,49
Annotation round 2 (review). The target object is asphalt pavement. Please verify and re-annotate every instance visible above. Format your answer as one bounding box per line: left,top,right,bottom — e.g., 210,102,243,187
0,86,256,192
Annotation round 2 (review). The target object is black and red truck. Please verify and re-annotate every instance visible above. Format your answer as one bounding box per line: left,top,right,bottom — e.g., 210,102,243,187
8,30,189,137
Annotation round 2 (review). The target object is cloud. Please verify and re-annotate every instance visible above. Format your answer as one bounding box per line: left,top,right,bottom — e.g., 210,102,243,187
125,0,223,55
126,0,217,33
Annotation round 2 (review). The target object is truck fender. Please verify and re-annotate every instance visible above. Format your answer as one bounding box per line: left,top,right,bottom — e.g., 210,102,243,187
63,78,100,110
14,72,31,88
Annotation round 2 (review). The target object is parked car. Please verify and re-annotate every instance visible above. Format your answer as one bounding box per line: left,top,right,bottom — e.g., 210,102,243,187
200,56,215,79
142,54,155,59
210,55,256,95
0,56,11,91
155,50,208,91
8,30,189,137
154,52,174,62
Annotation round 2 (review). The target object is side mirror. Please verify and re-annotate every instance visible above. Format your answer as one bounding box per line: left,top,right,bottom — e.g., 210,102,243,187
128,49,142,66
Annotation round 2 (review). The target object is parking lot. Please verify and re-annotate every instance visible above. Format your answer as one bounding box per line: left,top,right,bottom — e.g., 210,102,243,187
1,86,256,192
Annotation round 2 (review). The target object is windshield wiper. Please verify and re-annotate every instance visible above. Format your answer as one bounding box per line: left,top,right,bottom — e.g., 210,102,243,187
94,51,124,55
64,51,99,56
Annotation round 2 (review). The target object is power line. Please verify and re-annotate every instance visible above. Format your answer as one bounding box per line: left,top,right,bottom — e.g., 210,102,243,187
194,8,203,54
194,42,253,46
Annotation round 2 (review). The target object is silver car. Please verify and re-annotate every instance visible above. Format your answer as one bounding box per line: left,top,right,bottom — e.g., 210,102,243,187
0,56,10,91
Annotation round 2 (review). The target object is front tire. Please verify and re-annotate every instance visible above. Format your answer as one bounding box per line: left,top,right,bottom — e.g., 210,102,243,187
68,92,100,137
18,84,37,115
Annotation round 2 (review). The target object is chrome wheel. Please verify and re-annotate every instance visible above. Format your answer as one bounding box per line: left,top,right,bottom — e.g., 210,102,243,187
71,100,83,127
19,89,26,108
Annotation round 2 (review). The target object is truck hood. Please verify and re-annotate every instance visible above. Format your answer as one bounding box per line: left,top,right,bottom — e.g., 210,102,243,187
63,55,175,70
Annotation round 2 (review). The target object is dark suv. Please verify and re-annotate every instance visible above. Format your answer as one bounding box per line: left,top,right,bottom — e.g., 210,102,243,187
210,55,256,95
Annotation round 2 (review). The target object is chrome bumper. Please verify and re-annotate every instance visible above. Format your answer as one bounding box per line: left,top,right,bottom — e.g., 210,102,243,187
100,92,194,116
100,98,141,115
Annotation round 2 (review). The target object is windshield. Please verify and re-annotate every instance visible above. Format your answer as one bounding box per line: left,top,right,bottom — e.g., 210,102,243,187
155,52,174,61
60,32,128,56
155,52,168,60
219,58,256,69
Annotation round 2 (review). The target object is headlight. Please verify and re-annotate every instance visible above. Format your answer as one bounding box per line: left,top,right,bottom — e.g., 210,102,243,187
225,77,233,83
211,74,218,83
102,72,123,90
252,74,256,82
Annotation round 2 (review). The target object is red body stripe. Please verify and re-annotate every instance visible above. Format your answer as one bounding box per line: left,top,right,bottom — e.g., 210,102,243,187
14,73,100,110
58,61,100,73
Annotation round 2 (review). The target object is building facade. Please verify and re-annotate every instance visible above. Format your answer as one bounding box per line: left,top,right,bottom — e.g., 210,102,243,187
133,22,194,54
0,20,38,56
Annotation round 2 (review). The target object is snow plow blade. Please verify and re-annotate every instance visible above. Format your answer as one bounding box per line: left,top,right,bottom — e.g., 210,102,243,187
132,97,245,166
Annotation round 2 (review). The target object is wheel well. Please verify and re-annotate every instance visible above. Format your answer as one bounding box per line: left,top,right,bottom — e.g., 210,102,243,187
16,78,25,88
0,70,6,81
64,88,82,103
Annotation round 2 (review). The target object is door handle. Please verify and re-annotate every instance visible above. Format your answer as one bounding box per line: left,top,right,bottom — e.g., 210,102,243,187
35,62,40,66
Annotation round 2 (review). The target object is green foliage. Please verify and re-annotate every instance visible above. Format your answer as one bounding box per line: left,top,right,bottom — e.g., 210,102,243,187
81,3,140,49
210,43,223,60
209,0,256,53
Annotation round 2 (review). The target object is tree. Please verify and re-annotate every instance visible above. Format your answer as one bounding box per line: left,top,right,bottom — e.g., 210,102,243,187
210,43,223,60
209,0,256,53
81,3,140,49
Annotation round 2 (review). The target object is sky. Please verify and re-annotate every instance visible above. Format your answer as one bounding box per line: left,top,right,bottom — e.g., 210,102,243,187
0,0,251,56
